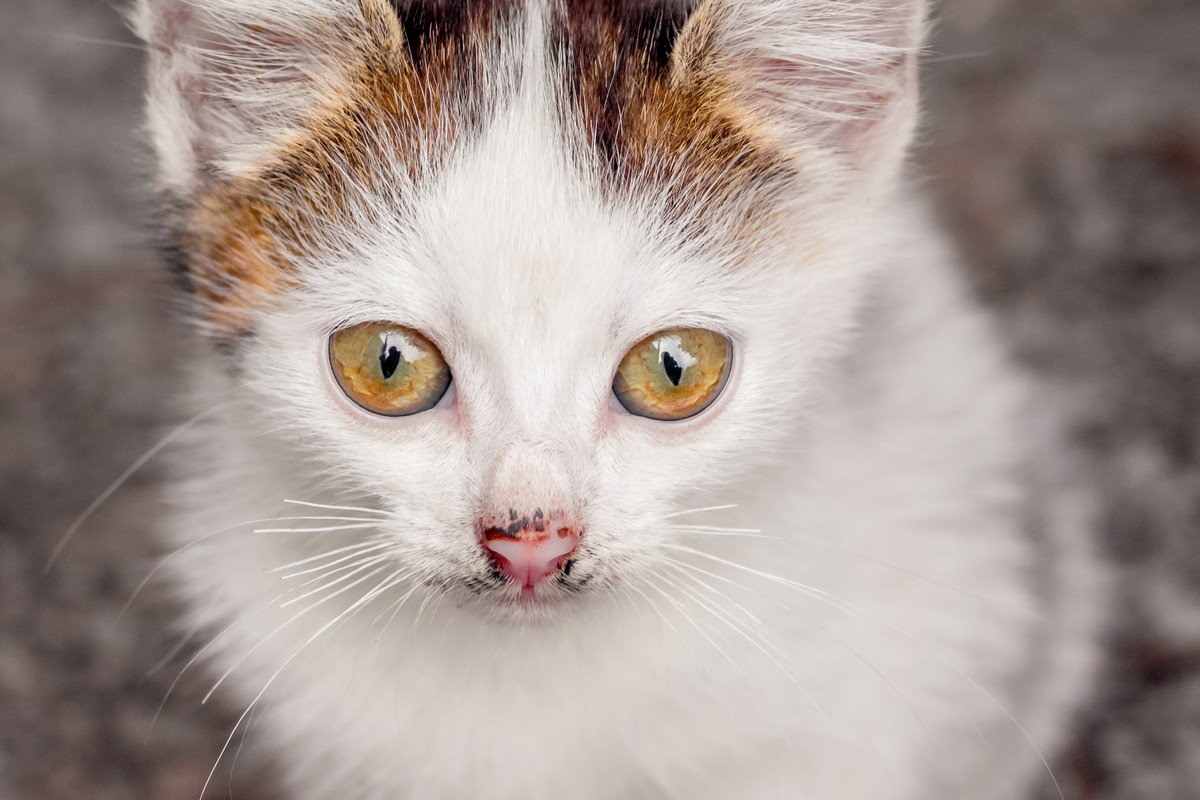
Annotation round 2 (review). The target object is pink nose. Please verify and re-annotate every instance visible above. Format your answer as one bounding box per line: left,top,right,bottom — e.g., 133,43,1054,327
481,511,580,591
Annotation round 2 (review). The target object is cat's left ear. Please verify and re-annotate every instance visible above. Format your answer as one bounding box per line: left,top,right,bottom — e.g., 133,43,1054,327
671,0,927,188
132,0,404,194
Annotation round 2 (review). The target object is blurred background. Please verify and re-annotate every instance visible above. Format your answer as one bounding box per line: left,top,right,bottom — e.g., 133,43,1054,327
1,0,1198,798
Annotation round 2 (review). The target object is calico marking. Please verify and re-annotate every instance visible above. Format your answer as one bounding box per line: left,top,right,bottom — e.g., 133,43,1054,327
173,0,795,339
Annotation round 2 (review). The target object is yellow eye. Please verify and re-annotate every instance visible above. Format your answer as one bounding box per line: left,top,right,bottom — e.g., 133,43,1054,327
613,327,732,421
329,322,452,416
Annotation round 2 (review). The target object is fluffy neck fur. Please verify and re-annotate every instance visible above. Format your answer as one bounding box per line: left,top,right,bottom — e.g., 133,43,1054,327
136,1,1106,798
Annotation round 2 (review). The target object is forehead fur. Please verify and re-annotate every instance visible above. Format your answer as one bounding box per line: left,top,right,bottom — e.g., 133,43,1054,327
551,1,795,233
167,0,796,337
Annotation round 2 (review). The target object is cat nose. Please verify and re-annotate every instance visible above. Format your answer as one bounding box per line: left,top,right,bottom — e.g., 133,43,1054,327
480,510,580,591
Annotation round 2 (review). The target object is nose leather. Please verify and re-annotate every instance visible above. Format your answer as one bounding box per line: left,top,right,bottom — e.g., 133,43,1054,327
482,524,579,590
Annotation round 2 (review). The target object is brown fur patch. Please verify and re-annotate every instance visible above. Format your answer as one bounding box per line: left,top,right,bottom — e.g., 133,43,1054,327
176,0,520,337
175,0,792,338
549,0,797,246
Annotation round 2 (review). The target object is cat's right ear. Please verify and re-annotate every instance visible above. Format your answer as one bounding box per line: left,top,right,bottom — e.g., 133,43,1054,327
133,0,406,194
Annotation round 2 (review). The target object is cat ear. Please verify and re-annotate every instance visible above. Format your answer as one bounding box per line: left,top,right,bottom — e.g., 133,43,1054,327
133,0,404,193
671,0,927,186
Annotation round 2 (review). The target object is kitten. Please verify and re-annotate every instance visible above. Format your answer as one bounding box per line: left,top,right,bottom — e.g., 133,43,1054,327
135,1,1106,798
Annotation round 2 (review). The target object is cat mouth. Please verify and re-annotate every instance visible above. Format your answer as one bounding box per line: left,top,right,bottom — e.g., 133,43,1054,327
463,558,592,609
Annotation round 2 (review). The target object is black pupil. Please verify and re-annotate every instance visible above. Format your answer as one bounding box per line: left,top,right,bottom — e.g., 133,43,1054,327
379,341,403,380
662,350,684,387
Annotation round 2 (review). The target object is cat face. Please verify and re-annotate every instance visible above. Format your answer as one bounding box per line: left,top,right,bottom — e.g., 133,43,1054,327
239,121,846,612
139,0,924,614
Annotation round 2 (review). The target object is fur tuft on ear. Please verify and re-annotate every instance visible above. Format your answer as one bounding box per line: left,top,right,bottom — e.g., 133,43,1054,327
671,0,927,186
133,0,405,194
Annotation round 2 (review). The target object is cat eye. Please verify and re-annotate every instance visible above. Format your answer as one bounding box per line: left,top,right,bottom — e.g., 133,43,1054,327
613,328,732,421
329,322,452,416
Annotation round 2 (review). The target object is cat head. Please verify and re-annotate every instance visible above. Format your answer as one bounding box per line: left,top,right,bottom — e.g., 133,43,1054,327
137,0,927,615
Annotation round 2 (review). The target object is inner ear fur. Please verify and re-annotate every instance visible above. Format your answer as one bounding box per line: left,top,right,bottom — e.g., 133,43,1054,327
668,0,927,183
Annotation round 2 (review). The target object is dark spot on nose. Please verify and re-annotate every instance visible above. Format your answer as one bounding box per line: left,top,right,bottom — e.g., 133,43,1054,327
483,525,515,541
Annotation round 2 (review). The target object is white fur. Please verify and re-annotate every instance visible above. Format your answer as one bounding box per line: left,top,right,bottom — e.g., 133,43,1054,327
140,1,1107,798
683,0,927,185
133,0,374,189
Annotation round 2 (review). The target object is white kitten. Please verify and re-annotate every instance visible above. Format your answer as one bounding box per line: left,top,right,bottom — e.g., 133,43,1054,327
135,1,1106,797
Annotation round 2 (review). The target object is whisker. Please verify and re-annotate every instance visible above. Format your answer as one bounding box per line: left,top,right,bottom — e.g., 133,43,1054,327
412,584,443,628
149,593,285,742
274,541,392,579
227,705,257,797
657,568,865,785
668,525,1014,608
282,498,388,517
280,556,391,606
667,524,762,534
666,546,943,753
876,617,1065,800
143,626,199,681
123,515,382,615
644,582,741,672
660,560,764,627
47,400,236,571
659,570,773,665
661,561,902,791
198,567,403,800
39,31,151,53
662,504,739,519
922,50,990,64
253,522,381,534
373,577,426,633
663,543,1057,797
625,579,695,658
661,543,858,619
204,563,390,703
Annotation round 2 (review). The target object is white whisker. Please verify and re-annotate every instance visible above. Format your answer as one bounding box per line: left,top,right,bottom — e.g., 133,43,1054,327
276,542,392,579
658,568,865,786
644,582,741,672
373,578,426,633
281,555,391,606
661,543,858,619
254,522,381,534
144,626,199,681
667,524,762,534
668,525,1014,608
205,563,390,703
663,543,1053,796
625,579,695,658
47,400,236,571
150,593,284,741
662,504,739,519
282,498,388,517
124,515,383,615
198,567,403,800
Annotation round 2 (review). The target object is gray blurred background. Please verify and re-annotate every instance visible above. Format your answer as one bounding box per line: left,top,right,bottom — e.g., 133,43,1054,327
1,0,1199,798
